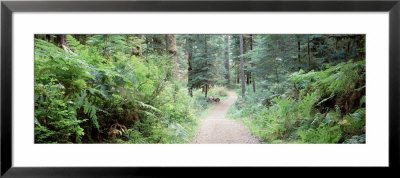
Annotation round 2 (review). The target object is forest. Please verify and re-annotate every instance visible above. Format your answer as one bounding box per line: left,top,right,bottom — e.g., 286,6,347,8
34,34,366,144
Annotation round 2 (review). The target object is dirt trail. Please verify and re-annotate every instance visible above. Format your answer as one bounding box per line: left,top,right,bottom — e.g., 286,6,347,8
192,90,260,144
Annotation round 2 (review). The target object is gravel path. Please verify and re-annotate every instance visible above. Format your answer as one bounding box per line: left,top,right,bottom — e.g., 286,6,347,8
192,90,260,144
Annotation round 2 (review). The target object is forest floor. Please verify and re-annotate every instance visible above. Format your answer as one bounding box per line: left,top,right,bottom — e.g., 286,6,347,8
192,90,260,144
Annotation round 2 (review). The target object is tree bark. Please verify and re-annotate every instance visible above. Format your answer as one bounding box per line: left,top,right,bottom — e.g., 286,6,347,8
252,72,256,92
205,84,208,98
165,35,169,52
45,35,51,42
187,37,193,97
204,35,208,98
297,38,301,70
249,72,251,84
166,35,177,55
275,40,279,83
236,65,240,84
247,71,250,85
251,35,256,93
243,35,251,85
225,35,230,85
56,34,67,48
347,39,351,56
152,35,163,54
55,34,74,53
166,34,178,77
307,35,311,70
240,35,245,98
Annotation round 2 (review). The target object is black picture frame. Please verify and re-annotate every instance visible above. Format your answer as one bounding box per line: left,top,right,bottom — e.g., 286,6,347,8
1,0,399,177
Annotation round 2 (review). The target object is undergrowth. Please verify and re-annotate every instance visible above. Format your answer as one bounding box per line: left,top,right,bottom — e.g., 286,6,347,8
228,60,366,144
34,36,217,144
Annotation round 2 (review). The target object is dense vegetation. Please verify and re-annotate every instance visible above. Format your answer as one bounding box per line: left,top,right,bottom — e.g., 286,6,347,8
227,34,366,144
34,34,365,144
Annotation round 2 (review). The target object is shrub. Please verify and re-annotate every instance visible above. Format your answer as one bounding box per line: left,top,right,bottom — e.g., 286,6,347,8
297,123,342,143
228,59,365,144
209,86,229,99
340,108,366,139
344,134,366,144
34,83,87,143
34,36,205,144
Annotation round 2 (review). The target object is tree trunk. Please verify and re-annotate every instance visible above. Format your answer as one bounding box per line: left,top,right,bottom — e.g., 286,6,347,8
103,35,109,58
251,35,256,93
166,35,177,55
56,34,67,48
165,35,168,52
243,35,250,85
55,34,73,53
297,39,301,70
275,40,279,83
240,35,245,98
189,88,193,97
246,71,250,85
249,72,251,84
347,39,351,56
307,35,311,70
205,85,208,98
144,36,149,56
204,35,209,98
166,35,178,77
187,38,193,97
129,35,142,57
236,65,240,84
225,35,230,85
252,73,256,92
152,35,163,54
45,35,51,42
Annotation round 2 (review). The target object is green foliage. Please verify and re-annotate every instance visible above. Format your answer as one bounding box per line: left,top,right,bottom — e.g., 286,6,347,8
228,60,365,143
208,87,229,99
187,35,226,96
344,134,366,144
35,34,366,144
34,35,210,144
297,123,342,143
291,60,365,101
34,82,87,143
341,108,366,138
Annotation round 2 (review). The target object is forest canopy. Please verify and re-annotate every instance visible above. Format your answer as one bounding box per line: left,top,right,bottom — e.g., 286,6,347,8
34,34,366,144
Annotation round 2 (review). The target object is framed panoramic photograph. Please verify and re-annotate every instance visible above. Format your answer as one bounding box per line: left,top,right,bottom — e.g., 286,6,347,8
1,0,399,177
